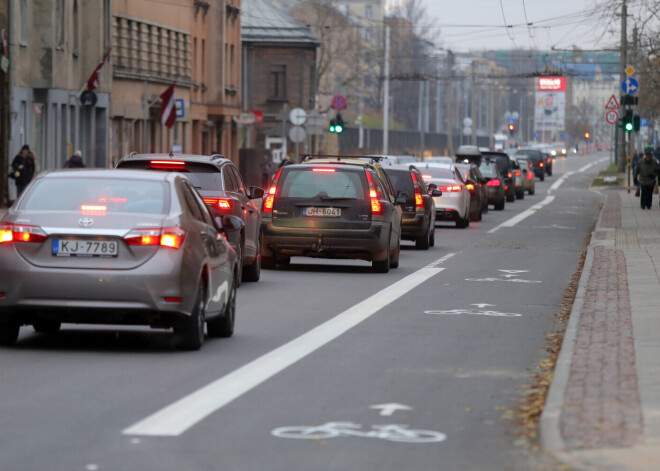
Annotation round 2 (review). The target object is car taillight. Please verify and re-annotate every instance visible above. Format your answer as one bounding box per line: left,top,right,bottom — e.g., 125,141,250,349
124,227,186,249
365,171,383,216
507,172,512,178
527,171,533,180
0,223,47,243
150,160,186,169
486,179,501,187
466,183,476,194
203,197,233,211
422,174,432,180
312,168,335,172
514,171,521,176
410,171,424,210
440,185,462,192
263,167,283,213
539,162,544,167
80,204,107,215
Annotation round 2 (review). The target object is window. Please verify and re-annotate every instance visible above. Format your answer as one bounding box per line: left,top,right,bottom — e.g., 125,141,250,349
103,0,111,50
364,28,372,41
55,0,65,47
269,65,287,100
73,0,79,56
365,5,373,18
19,0,27,44
202,39,206,83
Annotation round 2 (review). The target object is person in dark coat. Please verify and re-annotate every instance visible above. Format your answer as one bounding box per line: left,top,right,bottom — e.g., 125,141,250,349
632,149,640,191
634,150,659,210
10,144,36,197
64,150,86,168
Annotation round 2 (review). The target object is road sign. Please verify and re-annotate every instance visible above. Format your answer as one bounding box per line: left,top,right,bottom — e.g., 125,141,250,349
507,117,515,125
534,131,540,138
605,95,619,110
605,110,618,125
625,65,635,75
288,125,306,143
233,112,256,125
641,118,648,127
250,110,263,124
621,77,639,95
175,98,184,118
289,107,307,126
331,95,347,110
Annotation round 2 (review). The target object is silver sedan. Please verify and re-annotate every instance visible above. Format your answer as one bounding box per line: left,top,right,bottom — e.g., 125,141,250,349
0,169,238,350
418,163,471,228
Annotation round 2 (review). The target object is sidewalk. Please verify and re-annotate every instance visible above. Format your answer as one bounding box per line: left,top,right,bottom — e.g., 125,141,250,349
540,189,660,470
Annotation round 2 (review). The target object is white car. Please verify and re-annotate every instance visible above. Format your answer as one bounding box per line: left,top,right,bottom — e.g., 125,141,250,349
417,163,471,228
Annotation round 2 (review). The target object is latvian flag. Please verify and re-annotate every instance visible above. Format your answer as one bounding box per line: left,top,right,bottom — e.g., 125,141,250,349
160,83,176,128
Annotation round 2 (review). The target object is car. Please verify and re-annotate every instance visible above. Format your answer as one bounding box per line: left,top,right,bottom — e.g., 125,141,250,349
384,164,440,249
260,161,403,273
454,163,487,221
537,147,554,176
516,156,536,195
0,169,239,350
479,161,506,210
508,155,524,199
515,149,545,181
481,151,516,202
425,156,453,165
116,153,264,283
419,163,471,228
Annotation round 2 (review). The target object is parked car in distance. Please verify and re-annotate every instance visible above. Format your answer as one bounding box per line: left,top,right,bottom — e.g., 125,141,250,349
260,161,403,273
116,153,264,283
515,149,545,181
479,161,506,210
418,163,471,228
384,164,440,249
455,163,487,221
0,169,239,350
516,156,536,195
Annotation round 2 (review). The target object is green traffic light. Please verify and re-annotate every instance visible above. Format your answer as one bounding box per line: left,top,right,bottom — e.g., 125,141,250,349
625,122,633,132
335,124,343,133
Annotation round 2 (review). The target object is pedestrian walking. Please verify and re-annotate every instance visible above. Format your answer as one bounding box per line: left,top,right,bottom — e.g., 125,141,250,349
64,150,86,168
634,150,659,210
632,149,640,196
10,144,36,198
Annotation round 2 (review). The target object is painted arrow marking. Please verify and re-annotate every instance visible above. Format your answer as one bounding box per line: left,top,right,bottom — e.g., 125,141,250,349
498,270,529,274
369,403,413,416
471,303,494,308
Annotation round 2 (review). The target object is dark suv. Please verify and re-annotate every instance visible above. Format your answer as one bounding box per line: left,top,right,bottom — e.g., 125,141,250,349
515,149,545,181
260,162,403,273
116,153,264,282
384,164,440,249
481,152,516,202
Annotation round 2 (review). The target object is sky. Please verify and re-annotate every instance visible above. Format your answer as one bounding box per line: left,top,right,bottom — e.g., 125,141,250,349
417,0,618,52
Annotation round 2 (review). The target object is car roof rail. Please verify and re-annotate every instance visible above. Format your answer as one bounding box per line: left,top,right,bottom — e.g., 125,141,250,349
301,154,359,161
126,151,137,159
210,154,225,160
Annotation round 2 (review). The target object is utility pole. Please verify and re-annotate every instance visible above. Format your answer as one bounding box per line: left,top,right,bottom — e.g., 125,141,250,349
489,86,494,150
471,61,477,146
617,0,627,171
382,25,390,155
446,51,454,155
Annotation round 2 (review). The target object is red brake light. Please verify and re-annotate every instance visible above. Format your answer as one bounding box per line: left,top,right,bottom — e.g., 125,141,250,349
527,171,533,180
411,172,424,210
439,185,462,192
263,168,283,213
486,179,501,187
80,204,107,215
150,160,186,169
365,171,383,216
422,174,432,180
466,183,476,194
539,162,544,167
164,297,183,304
514,171,521,176
507,172,512,178
203,198,233,211
312,168,335,172
124,227,185,249
0,223,47,243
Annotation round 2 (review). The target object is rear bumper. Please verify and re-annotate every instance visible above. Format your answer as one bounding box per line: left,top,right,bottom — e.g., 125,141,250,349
261,221,390,261
435,208,461,222
401,213,429,239
487,188,505,204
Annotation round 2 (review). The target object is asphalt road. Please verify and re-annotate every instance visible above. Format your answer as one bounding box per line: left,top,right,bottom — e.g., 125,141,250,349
1,153,609,471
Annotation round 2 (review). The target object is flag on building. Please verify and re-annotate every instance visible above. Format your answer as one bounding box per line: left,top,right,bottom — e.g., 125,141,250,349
159,83,176,128
86,48,112,91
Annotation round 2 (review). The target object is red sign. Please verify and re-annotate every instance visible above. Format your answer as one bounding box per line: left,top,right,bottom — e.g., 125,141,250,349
605,110,618,125
537,76,566,92
331,95,347,110
605,95,620,110
250,110,264,124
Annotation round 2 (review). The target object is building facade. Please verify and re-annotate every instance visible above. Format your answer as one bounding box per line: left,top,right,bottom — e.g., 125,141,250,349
9,0,111,185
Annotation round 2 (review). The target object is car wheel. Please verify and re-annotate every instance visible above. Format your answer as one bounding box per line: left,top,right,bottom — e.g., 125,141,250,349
494,199,505,210
415,227,431,250
528,187,535,195
175,282,206,351
506,193,515,203
390,236,400,268
540,175,545,182
242,236,261,282
235,239,243,287
0,322,19,346
372,237,391,273
516,190,524,200
456,214,468,228
208,273,237,338
33,320,61,333
429,226,435,247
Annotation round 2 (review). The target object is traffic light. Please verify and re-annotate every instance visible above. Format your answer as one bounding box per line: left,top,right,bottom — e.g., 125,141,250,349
633,115,640,132
334,113,344,134
329,118,336,133
622,110,634,132
508,124,515,136
584,132,590,139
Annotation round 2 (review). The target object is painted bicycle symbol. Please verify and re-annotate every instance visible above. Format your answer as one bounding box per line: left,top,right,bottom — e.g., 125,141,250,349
272,421,446,443
424,309,521,317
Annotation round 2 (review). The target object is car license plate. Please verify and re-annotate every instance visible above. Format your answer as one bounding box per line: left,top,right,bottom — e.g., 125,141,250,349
302,207,341,217
52,239,118,257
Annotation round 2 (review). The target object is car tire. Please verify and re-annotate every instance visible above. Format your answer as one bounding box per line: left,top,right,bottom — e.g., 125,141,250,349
415,228,431,250
208,273,237,339
540,175,545,182
390,236,400,268
175,283,206,351
33,320,61,333
235,239,243,287
372,238,391,273
242,236,261,282
456,214,468,228
429,226,435,247
506,193,515,203
0,322,19,346
262,251,276,270
494,199,505,211
528,187,535,195
516,189,524,200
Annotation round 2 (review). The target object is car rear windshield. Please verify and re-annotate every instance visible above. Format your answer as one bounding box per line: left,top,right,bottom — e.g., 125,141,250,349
484,155,508,174
480,164,498,177
454,165,472,182
418,167,454,179
384,169,415,197
20,177,169,214
117,160,223,190
517,149,542,161
279,168,366,200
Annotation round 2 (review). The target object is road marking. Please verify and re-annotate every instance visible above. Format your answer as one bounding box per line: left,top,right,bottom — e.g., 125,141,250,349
425,308,522,317
272,422,447,443
465,277,541,283
471,303,494,308
369,403,413,416
123,260,450,437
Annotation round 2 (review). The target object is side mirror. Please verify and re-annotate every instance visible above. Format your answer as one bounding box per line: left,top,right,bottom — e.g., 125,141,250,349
430,189,443,197
427,183,437,190
249,186,265,199
216,215,244,232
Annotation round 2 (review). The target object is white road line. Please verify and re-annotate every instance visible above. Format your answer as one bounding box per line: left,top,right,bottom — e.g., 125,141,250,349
123,262,449,437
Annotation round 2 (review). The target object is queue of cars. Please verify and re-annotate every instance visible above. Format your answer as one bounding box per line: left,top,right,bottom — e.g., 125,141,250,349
0,147,553,350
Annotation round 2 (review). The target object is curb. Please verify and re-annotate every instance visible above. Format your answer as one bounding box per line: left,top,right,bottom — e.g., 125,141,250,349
538,196,606,451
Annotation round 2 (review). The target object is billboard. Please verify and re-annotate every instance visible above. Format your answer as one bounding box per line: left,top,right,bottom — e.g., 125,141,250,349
535,77,566,132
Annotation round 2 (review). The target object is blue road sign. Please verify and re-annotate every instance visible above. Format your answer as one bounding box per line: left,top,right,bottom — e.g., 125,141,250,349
640,118,648,127
507,118,515,125
561,133,570,140
621,77,639,95
533,131,540,138
175,98,184,118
